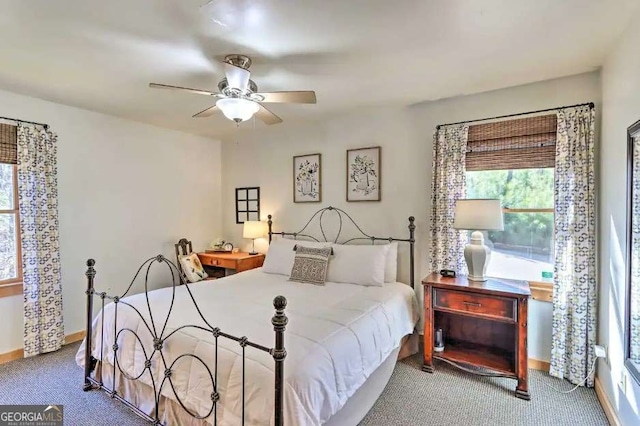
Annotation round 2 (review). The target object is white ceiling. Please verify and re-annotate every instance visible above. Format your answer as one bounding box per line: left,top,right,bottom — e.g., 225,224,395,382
0,0,637,139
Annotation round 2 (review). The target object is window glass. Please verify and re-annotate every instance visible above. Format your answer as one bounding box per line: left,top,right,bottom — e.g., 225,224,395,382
467,169,554,209
0,163,18,282
0,212,17,281
0,163,14,210
466,168,554,283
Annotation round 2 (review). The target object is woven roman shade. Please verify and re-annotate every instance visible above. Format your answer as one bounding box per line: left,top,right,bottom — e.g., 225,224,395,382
466,114,557,171
0,123,17,164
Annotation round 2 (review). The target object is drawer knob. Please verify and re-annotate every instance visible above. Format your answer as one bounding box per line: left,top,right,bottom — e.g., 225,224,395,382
462,301,482,307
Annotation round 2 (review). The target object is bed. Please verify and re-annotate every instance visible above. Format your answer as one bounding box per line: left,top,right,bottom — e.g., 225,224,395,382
77,206,419,425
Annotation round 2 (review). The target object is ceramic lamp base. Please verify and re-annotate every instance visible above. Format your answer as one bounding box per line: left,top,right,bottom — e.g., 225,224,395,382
464,230,491,282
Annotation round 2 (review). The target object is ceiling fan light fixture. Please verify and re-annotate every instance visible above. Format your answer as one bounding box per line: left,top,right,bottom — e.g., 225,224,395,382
216,98,260,123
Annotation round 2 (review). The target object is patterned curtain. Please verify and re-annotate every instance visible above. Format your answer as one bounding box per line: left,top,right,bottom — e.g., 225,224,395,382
17,124,64,357
550,106,596,386
429,124,469,274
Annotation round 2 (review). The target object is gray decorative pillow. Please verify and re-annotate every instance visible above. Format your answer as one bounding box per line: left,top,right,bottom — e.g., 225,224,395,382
288,246,332,285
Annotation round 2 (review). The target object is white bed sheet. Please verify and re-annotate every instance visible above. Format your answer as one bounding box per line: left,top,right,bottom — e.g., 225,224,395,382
76,268,418,425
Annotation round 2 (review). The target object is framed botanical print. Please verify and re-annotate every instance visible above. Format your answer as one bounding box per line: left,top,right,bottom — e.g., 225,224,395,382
236,187,260,224
347,146,381,201
293,153,321,203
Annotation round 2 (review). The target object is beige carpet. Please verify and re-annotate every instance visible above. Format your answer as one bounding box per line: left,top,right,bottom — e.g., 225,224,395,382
0,343,607,425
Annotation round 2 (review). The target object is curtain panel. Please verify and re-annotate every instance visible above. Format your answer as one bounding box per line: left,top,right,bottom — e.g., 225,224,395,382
428,124,469,274
17,124,64,357
550,106,597,386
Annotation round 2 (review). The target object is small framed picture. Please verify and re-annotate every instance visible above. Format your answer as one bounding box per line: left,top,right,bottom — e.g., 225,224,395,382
293,153,322,203
347,146,381,202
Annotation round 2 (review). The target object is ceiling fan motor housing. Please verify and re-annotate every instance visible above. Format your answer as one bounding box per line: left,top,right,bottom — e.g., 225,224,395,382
217,78,258,95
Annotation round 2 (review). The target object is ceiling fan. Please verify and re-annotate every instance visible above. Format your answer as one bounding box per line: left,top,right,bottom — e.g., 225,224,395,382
149,54,316,125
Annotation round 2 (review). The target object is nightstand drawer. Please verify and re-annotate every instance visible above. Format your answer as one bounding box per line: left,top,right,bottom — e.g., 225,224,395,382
433,289,516,321
200,257,235,269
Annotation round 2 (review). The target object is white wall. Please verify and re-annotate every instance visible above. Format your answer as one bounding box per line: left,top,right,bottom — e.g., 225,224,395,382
0,89,222,354
599,19,640,426
220,71,601,362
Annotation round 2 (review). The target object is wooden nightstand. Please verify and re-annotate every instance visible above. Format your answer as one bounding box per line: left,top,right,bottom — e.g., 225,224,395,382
197,252,265,276
422,273,531,400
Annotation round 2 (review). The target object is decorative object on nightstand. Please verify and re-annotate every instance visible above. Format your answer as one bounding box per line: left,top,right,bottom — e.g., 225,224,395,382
207,238,234,253
243,221,268,255
422,272,531,400
453,199,504,281
434,329,445,352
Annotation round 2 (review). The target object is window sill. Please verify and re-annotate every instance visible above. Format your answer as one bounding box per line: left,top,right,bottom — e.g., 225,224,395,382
0,282,22,298
528,281,553,303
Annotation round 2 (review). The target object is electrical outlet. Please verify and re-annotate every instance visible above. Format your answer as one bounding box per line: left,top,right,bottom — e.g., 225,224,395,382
594,344,607,359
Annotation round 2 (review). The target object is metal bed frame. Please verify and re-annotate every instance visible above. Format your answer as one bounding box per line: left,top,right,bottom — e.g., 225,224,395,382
268,206,416,287
82,256,287,426
81,206,415,426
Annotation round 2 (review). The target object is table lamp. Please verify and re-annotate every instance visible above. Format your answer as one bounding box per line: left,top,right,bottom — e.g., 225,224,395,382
243,221,267,255
453,199,504,282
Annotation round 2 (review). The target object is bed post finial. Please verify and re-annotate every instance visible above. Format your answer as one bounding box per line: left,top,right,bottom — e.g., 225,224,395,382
408,217,416,289
268,214,273,244
83,259,96,391
272,295,288,426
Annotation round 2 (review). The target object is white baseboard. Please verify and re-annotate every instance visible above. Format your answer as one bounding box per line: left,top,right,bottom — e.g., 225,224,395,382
595,377,622,426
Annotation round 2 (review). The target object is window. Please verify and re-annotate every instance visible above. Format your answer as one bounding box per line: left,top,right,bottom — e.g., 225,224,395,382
465,114,557,300
0,162,22,296
466,169,554,286
626,120,640,386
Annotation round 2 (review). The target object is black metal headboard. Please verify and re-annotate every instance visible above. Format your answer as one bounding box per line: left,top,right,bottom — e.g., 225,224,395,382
267,206,416,287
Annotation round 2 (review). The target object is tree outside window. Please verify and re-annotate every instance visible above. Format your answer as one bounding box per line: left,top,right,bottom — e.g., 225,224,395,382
0,163,21,285
466,168,554,283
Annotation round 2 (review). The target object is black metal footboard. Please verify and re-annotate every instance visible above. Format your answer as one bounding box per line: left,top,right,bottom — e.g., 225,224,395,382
82,255,287,426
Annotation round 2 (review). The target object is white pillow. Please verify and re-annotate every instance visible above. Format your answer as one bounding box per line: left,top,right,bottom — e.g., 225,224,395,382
262,238,331,276
384,242,398,283
327,244,390,286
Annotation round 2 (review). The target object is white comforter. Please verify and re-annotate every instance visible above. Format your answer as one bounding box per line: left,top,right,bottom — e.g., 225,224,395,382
76,268,418,425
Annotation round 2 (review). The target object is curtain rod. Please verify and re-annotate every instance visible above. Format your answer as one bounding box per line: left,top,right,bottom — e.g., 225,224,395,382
0,115,49,130
435,101,594,129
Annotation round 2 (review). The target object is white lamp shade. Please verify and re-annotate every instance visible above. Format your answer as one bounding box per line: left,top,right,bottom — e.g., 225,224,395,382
243,221,267,239
216,98,260,122
453,199,504,231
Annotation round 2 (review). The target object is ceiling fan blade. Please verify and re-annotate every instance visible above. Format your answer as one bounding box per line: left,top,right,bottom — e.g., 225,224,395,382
255,104,283,125
192,105,219,118
254,91,317,104
149,83,220,97
224,63,250,92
